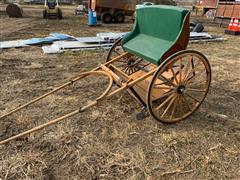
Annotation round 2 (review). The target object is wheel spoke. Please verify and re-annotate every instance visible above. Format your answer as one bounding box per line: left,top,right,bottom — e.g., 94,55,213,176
114,49,121,56
186,88,206,92
153,85,175,90
183,60,201,83
161,95,177,118
178,59,183,83
129,68,133,75
184,92,201,103
186,71,207,85
157,89,175,100
154,82,167,86
170,95,179,120
170,66,179,84
159,74,176,87
121,65,128,72
156,93,175,110
118,59,128,63
116,64,127,68
181,94,192,111
127,67,132,75
138,62,147,67
125,67,130,74
182,56,192,82
138,64,146,68
133,67,138,73
187,79,208,85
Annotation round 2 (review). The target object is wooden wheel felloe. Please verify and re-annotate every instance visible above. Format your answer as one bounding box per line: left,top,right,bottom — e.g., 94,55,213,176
106,37,124,62
147,50,211,123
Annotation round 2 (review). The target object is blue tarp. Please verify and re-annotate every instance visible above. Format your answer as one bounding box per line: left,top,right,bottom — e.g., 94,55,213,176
24,33,76,45
24,37,58,45
50,33,76,40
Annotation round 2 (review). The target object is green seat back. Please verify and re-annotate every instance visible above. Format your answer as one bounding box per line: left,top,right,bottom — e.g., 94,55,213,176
122,5,190,65
136,5,189,42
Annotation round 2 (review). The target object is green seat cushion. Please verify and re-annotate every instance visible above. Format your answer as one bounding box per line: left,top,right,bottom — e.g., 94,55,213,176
122,5,189,65
123,34,173,65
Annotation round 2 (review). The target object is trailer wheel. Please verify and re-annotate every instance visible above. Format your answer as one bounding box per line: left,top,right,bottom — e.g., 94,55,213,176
114,11,125,23
102,12,112,23
57,9,62,19
43,10,47,18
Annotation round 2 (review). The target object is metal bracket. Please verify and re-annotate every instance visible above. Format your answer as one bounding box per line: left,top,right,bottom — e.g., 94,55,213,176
136,107,149,120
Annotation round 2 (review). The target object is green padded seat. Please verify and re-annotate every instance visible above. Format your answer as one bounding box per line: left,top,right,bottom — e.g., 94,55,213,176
122,5,189,65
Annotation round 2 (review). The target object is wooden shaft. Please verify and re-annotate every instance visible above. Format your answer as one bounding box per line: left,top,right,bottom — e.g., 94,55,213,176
0,76,83,120
109,64,130,79
0,109,79,145
107,83,128,97
0,52,130,145
100,64,122,83
0,66,153,145
0,71,96,120
0,71,113,145
0,53,128,120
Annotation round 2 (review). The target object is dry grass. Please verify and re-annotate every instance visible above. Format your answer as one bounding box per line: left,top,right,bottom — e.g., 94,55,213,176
0,6,240,179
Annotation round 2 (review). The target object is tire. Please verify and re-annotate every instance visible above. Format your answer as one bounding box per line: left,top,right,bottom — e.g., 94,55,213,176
43,10,47,18
114,11,125,23
192,23,204,32
101,12,113,23
97,15,101,20
57,9,62,19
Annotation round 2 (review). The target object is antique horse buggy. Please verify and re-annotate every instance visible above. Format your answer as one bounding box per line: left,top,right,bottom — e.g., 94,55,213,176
0,5,211,145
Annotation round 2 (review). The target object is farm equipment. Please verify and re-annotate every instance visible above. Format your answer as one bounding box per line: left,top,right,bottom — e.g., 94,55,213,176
43,0,62,19
0,5,211,145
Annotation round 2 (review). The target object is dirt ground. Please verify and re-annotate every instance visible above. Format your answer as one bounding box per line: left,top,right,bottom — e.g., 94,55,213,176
0,5,239,180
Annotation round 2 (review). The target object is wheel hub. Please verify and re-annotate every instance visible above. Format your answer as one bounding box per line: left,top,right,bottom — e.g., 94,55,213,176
127,59,135,66
177,85,185,94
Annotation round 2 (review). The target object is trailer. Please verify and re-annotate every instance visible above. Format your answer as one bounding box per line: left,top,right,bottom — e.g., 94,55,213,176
88,0,177,23
88,0,136,23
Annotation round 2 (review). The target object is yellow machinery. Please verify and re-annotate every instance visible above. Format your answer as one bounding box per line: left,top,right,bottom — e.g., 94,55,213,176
43,0,62,19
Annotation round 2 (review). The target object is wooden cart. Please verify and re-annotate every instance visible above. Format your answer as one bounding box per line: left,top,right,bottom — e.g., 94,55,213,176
0,5,211,145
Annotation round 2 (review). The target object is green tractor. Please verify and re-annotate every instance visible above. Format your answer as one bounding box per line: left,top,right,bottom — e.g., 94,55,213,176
43,0,62,19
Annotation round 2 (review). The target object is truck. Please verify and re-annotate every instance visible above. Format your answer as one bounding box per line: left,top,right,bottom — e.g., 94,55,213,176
88,0,177,23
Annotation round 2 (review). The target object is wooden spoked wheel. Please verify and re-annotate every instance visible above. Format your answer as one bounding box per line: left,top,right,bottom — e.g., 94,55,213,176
106,37,149,75
147,50,211,123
